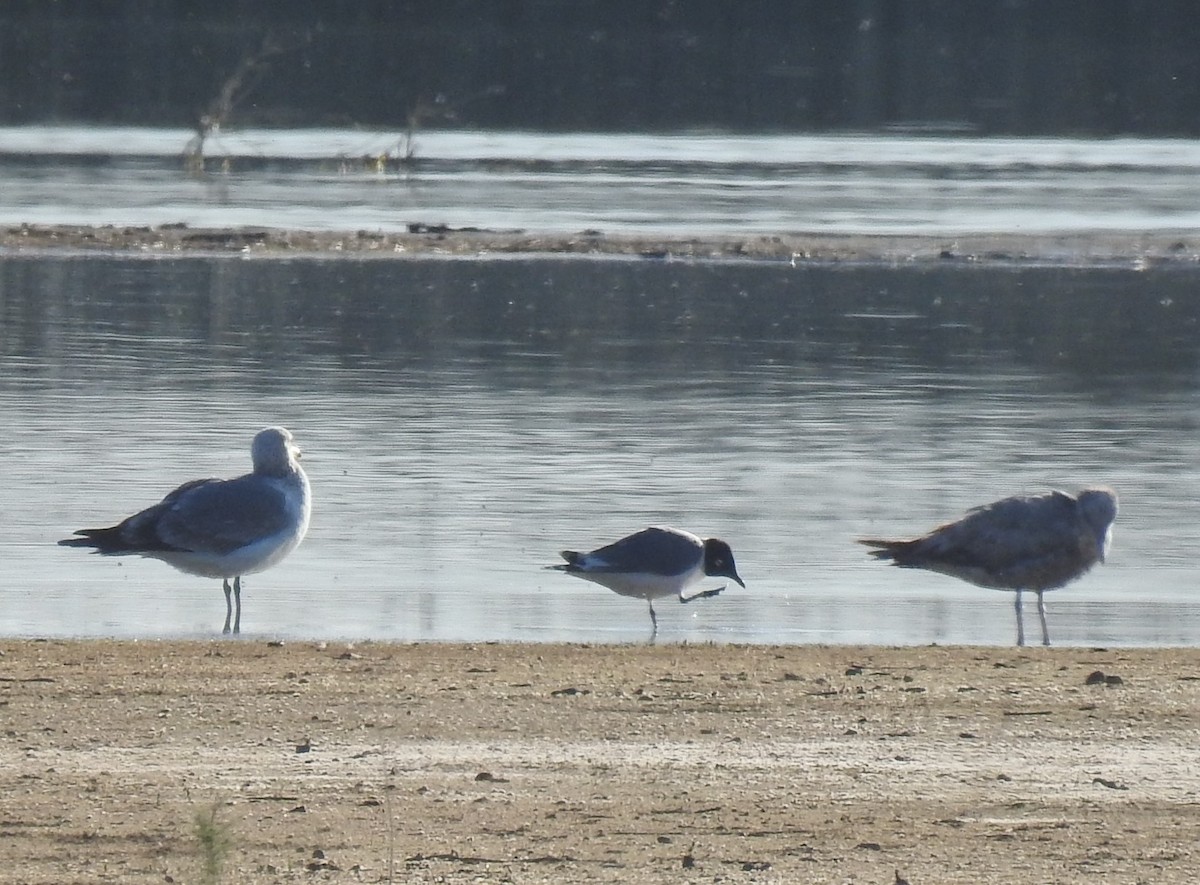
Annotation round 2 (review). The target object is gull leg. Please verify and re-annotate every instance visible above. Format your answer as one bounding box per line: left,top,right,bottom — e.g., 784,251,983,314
648,600,658,642
681,585,725,603
1037,590,1050,647
222,579,233,634
1014,589,1026,647
233,576,242,635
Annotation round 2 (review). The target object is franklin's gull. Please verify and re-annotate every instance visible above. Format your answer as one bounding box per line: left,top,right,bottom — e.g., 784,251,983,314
59,426,312,634
860,487,1117,646
549,526,745,637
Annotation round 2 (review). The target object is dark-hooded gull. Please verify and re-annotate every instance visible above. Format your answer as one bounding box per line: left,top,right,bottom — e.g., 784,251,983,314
548,526,745,638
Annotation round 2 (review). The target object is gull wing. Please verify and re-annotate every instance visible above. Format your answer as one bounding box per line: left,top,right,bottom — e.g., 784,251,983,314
121,474,292,556
890,491,1097,590
575,527,702,577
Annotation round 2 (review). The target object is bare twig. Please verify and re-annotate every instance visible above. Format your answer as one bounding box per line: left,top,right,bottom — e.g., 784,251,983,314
183,30,310,171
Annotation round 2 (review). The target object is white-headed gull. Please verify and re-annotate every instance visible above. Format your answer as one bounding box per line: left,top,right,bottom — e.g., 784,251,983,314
59,426,311,634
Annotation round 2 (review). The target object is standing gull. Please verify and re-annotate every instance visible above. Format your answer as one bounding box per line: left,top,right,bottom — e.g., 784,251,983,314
59,426,311,634
548,526,745,638
860,488,1117,647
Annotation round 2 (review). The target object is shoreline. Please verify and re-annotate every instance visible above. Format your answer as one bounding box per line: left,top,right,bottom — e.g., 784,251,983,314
3,222,1200,265
5,638,1200,883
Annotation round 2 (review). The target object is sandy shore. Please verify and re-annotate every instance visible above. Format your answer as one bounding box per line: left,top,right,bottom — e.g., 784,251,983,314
4,222,1200,266
4,639,1200,883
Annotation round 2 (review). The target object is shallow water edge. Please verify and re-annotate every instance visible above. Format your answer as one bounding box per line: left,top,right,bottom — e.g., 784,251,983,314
7,233,1196,645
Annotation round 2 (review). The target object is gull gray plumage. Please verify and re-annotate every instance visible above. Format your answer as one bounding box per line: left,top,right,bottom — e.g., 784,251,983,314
860,488,1117,647
58,426,311,634
548,526,745,638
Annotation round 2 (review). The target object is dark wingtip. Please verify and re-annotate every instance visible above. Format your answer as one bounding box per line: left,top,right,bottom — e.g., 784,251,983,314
57,534,95,548
546,550,582,573
859,540,901,562
57,527,133,554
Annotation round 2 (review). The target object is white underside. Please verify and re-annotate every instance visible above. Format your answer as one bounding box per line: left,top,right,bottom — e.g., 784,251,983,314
572,561,705,600
150,528,306,579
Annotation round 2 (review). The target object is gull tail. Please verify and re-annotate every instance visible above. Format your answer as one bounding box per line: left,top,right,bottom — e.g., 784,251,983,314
858,538,922,565
58,527,130,555
545,550,583,572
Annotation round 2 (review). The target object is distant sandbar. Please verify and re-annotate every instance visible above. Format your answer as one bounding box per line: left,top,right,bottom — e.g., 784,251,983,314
4,223,1200,266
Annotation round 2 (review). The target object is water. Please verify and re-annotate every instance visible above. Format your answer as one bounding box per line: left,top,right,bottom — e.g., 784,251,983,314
4,127,1200,234
2,253,1199,645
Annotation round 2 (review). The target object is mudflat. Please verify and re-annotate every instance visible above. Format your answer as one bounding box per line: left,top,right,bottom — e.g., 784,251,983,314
4,223,1200,266
3,639,1199,883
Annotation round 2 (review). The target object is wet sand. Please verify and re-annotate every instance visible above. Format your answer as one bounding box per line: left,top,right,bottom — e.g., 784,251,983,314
4,639,1200,884
4,222,1200,266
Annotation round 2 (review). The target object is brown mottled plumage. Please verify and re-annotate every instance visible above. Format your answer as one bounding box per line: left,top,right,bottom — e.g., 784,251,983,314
861,488,1117,646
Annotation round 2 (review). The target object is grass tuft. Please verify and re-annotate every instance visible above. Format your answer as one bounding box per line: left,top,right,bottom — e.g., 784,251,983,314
194,803,234,885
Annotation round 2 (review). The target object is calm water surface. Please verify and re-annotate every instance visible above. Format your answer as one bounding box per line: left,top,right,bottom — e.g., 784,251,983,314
1,254,1198,645
4,127,1200,234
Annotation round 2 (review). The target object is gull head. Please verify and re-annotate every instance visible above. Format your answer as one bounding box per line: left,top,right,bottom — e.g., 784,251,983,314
702,538,746,588
1078,487,1118,563
252,426,301,476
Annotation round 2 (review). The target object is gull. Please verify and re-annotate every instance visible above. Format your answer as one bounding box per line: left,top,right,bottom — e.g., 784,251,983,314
860,487,1117,647
548,526,745,638
59,426,311,634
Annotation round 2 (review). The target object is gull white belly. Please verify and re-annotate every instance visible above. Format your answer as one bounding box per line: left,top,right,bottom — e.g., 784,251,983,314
576,563,704,600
